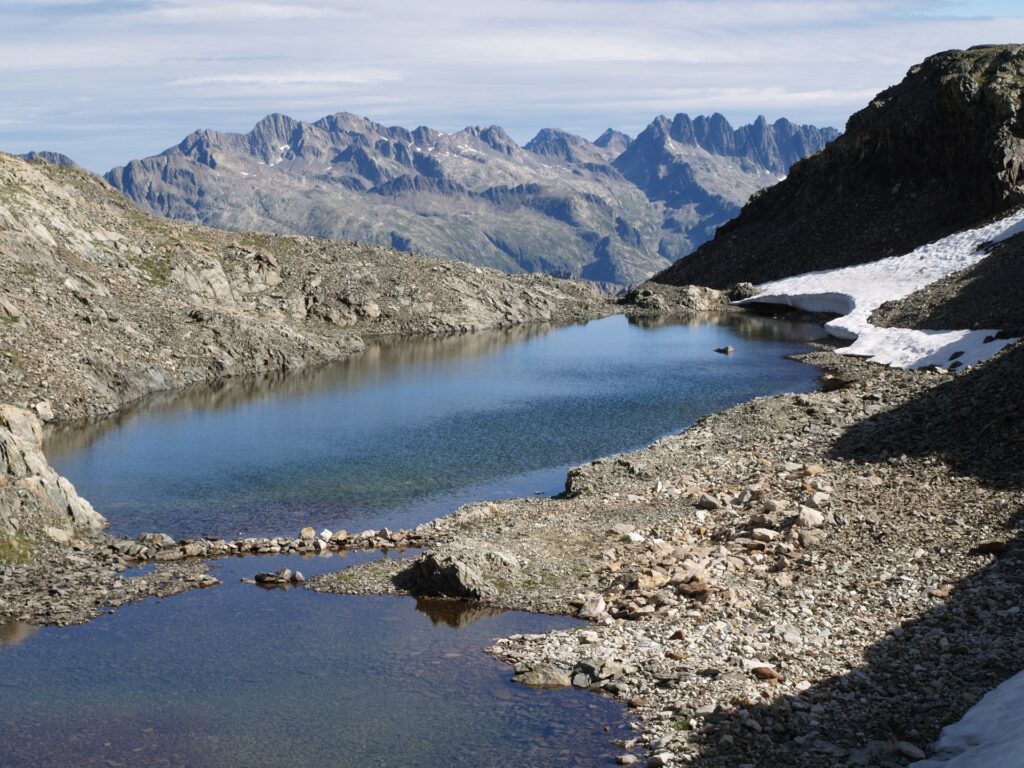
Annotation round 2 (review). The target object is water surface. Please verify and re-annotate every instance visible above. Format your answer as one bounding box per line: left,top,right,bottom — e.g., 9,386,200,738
0,313,824,767
46,314,823,540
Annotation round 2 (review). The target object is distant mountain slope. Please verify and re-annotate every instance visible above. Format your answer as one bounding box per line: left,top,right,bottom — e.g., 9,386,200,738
106,112,836,286
654,45,1024,289
18,151,79,168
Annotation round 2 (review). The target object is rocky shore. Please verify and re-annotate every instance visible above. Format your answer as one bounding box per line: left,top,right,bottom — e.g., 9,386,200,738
3,140,1022,766
0,152,610,423
312,345,1024,766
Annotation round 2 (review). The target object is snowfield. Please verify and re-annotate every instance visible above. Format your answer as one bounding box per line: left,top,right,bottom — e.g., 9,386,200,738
740,208,1024,370
742,209,1024,766
909,669,1024,768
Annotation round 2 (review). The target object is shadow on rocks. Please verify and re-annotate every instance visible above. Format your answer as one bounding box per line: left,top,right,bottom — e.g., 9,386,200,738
685,345,1024,765
829,342,1024,490
687,510,1024,767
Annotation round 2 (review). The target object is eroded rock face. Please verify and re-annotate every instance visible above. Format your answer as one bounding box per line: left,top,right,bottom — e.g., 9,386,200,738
0,405,106,540
657,45,1024,289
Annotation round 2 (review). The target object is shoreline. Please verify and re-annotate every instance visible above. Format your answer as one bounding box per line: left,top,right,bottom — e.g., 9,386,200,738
310,344,1024,767
5,300,1020,766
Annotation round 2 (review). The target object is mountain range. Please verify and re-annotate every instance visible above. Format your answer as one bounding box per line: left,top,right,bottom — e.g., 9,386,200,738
105,112,837,287
654,45,1024,290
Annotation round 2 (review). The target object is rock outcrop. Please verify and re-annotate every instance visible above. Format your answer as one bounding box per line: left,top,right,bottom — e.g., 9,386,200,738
105,111,835,287
655,45,1024,289
0,405,105,553
0,151,607,421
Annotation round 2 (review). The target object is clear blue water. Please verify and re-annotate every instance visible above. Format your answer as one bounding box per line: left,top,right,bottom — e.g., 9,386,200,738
45,314,823,541
0,313,823,767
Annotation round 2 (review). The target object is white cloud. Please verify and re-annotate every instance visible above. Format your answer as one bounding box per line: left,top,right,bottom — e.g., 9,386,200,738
170,70,401,87
1,0,1023,170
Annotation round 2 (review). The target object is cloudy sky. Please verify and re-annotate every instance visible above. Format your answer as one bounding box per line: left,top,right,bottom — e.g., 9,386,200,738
3,0,1024,171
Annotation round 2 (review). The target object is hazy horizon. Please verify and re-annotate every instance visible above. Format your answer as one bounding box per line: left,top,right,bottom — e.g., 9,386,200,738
3,0,1024,171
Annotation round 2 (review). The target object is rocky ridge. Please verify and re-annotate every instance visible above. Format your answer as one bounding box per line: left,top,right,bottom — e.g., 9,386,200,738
655,45,1024,289
105,111,836,286
0,151,608,423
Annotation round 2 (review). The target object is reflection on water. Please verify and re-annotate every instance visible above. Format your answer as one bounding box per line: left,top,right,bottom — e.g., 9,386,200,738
46,325,553,458
628,310,826,341
0,621,36,648
415,597,507,629
0,554,633,767
4,313,828,768
45,314,824,541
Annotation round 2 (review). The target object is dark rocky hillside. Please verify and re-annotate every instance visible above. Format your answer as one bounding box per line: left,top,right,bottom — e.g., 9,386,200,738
106,112,836,287
655,45,1024,289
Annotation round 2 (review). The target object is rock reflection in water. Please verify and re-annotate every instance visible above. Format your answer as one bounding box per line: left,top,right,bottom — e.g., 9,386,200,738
0,621,36,648
415,598,506,628
628,310,825,342
45,313,823,541
44,324,554,459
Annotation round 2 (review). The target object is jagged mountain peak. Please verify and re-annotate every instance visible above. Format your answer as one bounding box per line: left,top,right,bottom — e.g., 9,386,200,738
654,44,1024,289
105,107,837,287
593,129,632,153
524,128,609,165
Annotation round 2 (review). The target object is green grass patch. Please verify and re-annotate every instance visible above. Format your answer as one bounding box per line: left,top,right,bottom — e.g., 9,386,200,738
137,255,172,285
0,533,34,564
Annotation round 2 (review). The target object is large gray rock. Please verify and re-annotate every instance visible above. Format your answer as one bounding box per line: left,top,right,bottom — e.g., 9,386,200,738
403,544,524,599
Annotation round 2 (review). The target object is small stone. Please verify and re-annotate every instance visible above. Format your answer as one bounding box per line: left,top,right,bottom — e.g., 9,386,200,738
697,494,720,510
44,526,71,544
751,665,784,682
796,506,825,528
975,539,1008,555
897,742,926,760
33,401,55,422
578,596,607,620
648,752,674,767
291,571,305,584
617,756,638,765
714,346,734,355
512,666,571,688
299,527,315,541
318,528,332,541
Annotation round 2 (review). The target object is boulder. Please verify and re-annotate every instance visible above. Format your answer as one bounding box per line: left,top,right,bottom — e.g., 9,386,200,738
402,544,523,599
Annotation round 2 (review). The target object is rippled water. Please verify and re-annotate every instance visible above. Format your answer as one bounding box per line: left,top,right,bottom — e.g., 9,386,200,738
0,313,823,767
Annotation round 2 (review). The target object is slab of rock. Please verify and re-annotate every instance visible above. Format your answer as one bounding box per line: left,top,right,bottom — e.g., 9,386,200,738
511,665,571,688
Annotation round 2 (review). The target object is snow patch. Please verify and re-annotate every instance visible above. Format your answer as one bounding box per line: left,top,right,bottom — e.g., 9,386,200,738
910,669,1024,767
740,209,1024,370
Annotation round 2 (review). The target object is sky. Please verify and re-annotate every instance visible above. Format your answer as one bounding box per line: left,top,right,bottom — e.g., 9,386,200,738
2,0,1024,171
